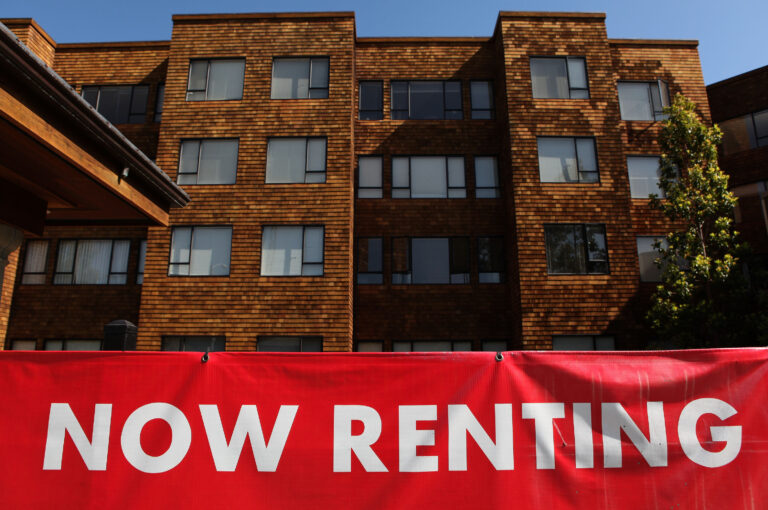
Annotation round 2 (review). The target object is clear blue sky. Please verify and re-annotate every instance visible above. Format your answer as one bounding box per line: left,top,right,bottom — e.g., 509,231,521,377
2,0,765,84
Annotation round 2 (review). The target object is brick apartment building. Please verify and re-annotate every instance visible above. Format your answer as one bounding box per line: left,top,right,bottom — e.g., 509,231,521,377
0,11,711,353
707,65,768,258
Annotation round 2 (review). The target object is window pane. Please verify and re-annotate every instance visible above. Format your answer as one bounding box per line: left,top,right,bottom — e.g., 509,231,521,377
130,85,149,115
303,227,324,264
359,156,382,189
188,61,209,91
271,58,309,99
566,58,587,90
111,240,130,273
179,140,200,176
357,341,383,352
595,336,615,350
22,240,48,284
137,239,147,284
82,86,98,107
267,138,307,183
470,81,492,110
392,157,410,188
391,81,408,113
475,156,499,189
306,139,326,173
450,238,470,283
155,83,165,122
359,81,383,119
553,336,595,351
618,83,653,121
447,157,465,189
198,139,238,185
585,226,607,262
190,227,231,276
478,237,504,273
412,238,449,284
410,82,444,120
482,340,507,352
206,60,245,100
359,238,382,273
65,340,101,351
258,336,302,352
97,86,132,123
411,157,447,198
637,236,666,282
546,225,585,274
719,116,755,155
412,341,452,352
531,58,568,99
185,336,225,352
538,138,577,182
627,156,663,198
576,138,597,172
170,228,192,265
74,240,112,284
753,109,768,142
44,340,64,351
393,341,412,352
444,82,462,111
310,58,329,89
11,340,37,350
262,226,303,276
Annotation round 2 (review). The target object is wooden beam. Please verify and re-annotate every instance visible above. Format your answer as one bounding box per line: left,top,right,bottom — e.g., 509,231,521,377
0,88,169,226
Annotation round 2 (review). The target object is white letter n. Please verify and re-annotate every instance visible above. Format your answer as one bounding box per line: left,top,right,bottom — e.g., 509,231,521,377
43,403,112,470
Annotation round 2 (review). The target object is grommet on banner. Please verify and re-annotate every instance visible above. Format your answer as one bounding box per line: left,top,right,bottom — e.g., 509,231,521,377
495,352,503,362
201,351,209,363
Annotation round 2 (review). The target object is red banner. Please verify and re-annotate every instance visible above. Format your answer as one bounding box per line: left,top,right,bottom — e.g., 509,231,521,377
0,349,766,509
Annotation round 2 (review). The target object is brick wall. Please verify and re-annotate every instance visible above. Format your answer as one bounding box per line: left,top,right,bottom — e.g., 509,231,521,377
2,19,56,67
137,14,356,351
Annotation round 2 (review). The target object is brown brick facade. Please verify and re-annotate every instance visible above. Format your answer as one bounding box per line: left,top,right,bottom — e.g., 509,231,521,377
2,12,712,351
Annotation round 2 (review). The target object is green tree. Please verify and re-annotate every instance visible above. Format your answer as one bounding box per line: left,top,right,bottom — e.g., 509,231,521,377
646,94,768,348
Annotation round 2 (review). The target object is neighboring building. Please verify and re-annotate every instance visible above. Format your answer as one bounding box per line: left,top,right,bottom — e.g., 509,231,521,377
707,65,768,257
0,11,711,353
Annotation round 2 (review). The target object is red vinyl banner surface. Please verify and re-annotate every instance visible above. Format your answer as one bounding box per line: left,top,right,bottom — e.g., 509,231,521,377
0,349,766,509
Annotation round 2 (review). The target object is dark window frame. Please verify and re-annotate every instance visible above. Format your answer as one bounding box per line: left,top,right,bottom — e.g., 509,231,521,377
270,56,330,99
469,80,495,119
81,84,149,124
162,336,226,352
256,335,323,352
537,136,600,184
356,237,384,285
529,56,590,99
391,236,471,285
177,138,240,185
552,335,615,351
44,338,103,351
617,80,670,121
260,225,325,277
390,80,463,120
21,239,49,285
359,80,384,120
544,224,609,275
391,155,466,198
53,238,131,285
392,340,474,352
167,225,233,277
357,155,383,198
186,58,245,101
473,155,500,198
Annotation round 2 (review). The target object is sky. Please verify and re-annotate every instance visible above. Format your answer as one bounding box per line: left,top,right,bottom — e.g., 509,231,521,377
1,0,765,85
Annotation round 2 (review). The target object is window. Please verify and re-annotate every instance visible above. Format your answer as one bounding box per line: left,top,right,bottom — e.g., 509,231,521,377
720,109,768,155
530,57,589,99
481,340,508,351
257,336,322,352
627,156,664,199
169,227,232,276
359,81,383,120
178,139,239,185
44,339,102,351
545,224,608,275
391,81,462,120
357,237,383,284
187,59,245,101
636,236,668,282
392,156,465,198
478,237,505,283
538,137,598,183
21,240,48,284
261,226,324,276
617,81,669,121
54,239,130,284
474,156,500,198
392,237,469,284
82,85,149,124
356,341,384,352
552,335,615,351
162,336,225,352
266,138,326,183
470,81,494,119
358,156,382,198
393,340,472,352
9,339,36,350
136,239,147,284
271,57,329,99
154,83,165,122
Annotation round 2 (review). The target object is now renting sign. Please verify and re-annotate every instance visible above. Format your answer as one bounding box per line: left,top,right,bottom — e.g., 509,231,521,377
0,349,765,509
